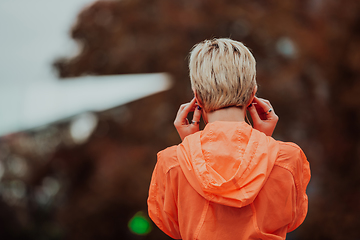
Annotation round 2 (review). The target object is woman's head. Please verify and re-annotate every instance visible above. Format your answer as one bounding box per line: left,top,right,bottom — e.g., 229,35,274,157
189,38,257,112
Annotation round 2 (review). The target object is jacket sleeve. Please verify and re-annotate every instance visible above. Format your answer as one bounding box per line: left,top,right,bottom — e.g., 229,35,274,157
147,148,181,239
287,143,311,232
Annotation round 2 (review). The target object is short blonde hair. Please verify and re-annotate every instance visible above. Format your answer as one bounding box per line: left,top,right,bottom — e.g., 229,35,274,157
189,38,257,112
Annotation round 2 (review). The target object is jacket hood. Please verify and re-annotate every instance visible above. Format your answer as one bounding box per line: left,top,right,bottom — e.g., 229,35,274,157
177,121,279,208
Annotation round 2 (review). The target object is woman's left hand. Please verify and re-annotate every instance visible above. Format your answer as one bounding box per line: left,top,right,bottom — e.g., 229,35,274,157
247,97,279,136
174,98,202,141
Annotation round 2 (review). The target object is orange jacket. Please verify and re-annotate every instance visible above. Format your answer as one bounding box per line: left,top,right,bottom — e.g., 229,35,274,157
148,121,310,240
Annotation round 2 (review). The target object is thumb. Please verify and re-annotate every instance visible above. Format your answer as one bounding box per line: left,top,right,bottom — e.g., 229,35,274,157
247,104,261,124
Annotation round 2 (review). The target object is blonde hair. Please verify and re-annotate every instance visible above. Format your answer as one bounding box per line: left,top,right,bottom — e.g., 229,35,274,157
189,38,257,112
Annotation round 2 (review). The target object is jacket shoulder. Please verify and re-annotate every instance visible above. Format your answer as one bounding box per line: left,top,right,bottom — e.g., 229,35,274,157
157,146,180,174
276,142,306,166
275,141,310,186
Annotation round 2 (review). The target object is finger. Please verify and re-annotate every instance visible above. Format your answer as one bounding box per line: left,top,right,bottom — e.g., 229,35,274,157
256,97,271,105
175,98,196,122
256,97,274,111
192,106,202,124
175,103,190,126
257,97,276,116
176,102,190,116
176,98,196,115
253,97,274,115
253,97,270,109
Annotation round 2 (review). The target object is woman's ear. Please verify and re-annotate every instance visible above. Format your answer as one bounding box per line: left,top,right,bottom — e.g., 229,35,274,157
194,90,208,123
193,90,204,109
247,85,258,107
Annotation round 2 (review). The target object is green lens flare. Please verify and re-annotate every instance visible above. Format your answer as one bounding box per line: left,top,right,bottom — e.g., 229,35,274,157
128,211,152,235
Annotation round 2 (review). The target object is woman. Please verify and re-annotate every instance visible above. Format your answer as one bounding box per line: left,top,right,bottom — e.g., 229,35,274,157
148,38,310,240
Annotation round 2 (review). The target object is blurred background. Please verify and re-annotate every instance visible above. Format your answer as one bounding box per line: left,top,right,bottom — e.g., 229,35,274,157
1,0,360,239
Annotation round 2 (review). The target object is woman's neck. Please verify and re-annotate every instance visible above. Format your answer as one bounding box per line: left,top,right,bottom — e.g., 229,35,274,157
205,107,246,123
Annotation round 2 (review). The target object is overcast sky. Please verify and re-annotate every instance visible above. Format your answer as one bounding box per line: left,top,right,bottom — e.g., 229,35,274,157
0,0,94,84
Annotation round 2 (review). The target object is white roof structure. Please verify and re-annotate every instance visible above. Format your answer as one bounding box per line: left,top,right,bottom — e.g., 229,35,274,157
0,74,173,136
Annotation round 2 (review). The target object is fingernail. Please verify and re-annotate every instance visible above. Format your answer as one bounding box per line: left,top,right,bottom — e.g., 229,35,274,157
197,106,202,110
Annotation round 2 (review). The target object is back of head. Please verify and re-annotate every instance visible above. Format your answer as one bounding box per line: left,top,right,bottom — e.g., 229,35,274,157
189,38,257,112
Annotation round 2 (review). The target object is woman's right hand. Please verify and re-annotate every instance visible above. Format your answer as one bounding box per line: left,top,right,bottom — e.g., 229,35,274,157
174,98,202,141
247,97,279,136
